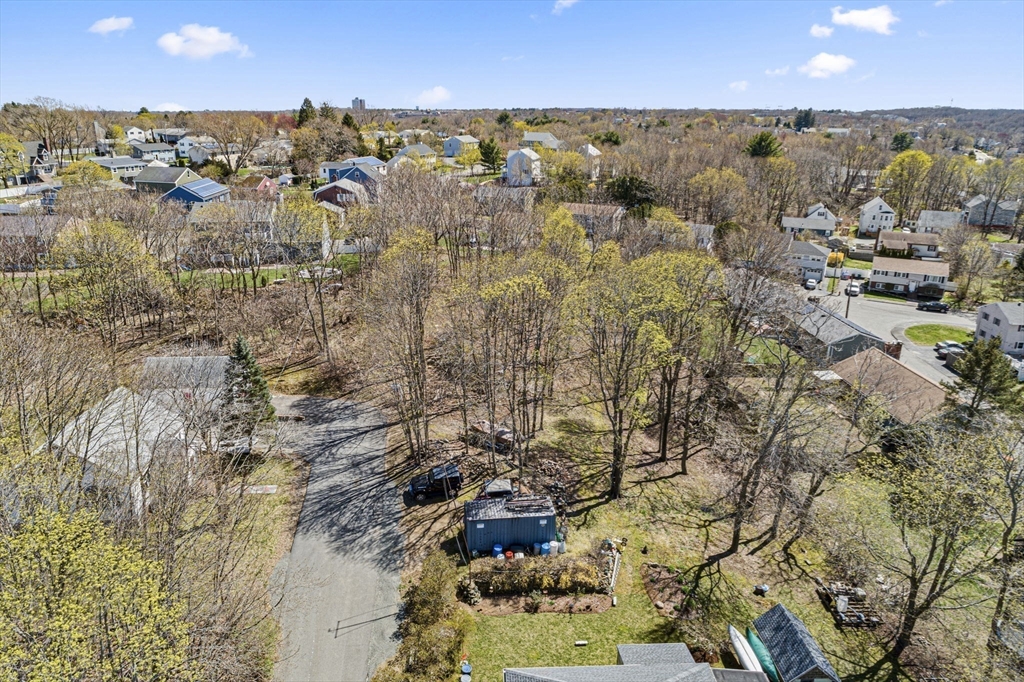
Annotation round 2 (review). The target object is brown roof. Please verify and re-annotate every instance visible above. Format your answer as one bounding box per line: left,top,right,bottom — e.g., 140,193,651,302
562,202,626,217
830,347,947,424
871,256,949,277
878,231,940,247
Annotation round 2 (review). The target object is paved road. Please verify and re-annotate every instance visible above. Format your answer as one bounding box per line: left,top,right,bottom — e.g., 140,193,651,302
271,396,403,682
831,291,976,384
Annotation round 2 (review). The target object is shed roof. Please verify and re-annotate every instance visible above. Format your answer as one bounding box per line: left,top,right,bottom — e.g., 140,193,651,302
465,495,555,522
830,347,947,425
754,604,840,682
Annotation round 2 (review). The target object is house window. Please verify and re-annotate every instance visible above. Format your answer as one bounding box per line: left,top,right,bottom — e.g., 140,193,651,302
982,312,990,320
1016,342,1024,349
979,330,986,338
994,318,1001,326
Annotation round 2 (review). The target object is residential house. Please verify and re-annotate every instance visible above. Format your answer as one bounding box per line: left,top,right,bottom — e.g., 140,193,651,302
579,143,602,180
320,159,385,184
318,157,387,181
505,148,542,187
991,242,1024,266
88,156,149,181
916,209,964,233
150,128,188,144
869,256,952,298
964,194,1019,228
234,174,280,197
473,185,535,213
825,127,851,137
563,202,626,237
782,215,835,238
312,178,369,208
130,142,176,163
443,135,479,157
388,143,437,167
876,231,941,259
807,202,839,222
175,136,199,159
753,605,841,682
160,178,230,207
976,302,1024,357
504,642,767,682
793,302,885,362
858,197,895,237
397,128,431,141
830,347,947,425
13,141,60,184
124,126,146,143
519,131,564,150
134,166,202,194
188,143,241,168
787,239,831,282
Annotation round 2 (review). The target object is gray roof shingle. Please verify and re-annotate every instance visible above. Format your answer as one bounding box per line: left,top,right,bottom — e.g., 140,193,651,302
753,605,841,682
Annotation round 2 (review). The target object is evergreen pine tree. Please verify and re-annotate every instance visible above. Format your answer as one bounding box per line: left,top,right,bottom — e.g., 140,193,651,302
319,101,337,121
341,112,358,131
479,137,502,174
951,336,1023,414
297,97,317,128
224,335,275,439
376,136,393,161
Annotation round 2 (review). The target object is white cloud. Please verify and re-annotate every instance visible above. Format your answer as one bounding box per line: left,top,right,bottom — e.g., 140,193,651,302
552,0,579,15
154,103,185,112
831,5,899,34
810,24,834,38
765,66,790,76
88,16,133,35
157,24,252,59
729,81,749,92
798,52,856,78
415,86,452,107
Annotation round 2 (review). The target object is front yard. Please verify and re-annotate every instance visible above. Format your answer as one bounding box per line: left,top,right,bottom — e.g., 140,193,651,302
904,323,974,346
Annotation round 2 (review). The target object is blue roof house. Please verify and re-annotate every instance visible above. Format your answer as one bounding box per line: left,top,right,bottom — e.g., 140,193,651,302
160,178,230,207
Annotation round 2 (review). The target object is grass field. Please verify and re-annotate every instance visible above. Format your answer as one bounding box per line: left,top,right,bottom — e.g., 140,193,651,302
904,323,973,346
842,258,873,271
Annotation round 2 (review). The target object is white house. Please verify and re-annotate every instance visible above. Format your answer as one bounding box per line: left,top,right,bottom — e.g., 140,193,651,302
387,143,437,168
443,135,479,158
869,256,952,298
858,197,895,237
505,148,541,187
787,239,831,281
579,143,602,181
782,203,838,237
806,202,838,222
520,131,563,150
176,137,198,159
877,231,940,259
976,302,1024,357
124,126,145,143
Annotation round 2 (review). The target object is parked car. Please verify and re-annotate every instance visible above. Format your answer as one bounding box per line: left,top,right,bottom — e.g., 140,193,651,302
407,464,463,502
804,279,818,290
851,271,865,280
935,342,964,359
845,283,861,296
917,301,950,313
840,272,852,281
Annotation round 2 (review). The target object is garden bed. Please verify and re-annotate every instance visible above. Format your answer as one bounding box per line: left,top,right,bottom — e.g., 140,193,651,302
640,562,692,619
465,593,612,616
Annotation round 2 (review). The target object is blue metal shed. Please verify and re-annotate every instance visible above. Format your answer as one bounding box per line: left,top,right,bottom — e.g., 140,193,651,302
464,495,557,554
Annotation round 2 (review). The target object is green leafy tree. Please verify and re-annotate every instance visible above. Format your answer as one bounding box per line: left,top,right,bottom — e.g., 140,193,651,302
496,111,513,128
223,335,275,445
0,509,192,680
951,336,1024,414
743,131,783,158
479,137,503,174
890,132,915,153
341,112,358,131
318,101,337,121
879,150,934,224
0,132,23,188
60,159,108,186
138,106,150,115
455,146,481,174
793,108,815,131
296,97,317,127
606,174,657,217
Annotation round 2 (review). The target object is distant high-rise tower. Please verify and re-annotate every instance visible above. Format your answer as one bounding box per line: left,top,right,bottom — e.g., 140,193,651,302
351,97,366,111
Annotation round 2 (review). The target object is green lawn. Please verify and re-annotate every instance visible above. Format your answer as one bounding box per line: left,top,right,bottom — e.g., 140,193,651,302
842,258,873,271
904,324,973,346
986,232,1013,243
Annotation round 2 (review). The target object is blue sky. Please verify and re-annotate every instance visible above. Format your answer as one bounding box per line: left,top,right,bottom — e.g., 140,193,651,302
1,1,1022,111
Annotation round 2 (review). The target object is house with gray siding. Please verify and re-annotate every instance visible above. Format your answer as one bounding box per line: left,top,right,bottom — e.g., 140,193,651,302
976,301,1024,357
964,194,1019,228
519,131,564,150
134,166,201,194
793,303,885,363
443,135,479,157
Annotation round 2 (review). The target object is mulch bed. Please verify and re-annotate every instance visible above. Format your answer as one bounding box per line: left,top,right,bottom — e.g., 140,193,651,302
464,593,611,616
640,562,691,618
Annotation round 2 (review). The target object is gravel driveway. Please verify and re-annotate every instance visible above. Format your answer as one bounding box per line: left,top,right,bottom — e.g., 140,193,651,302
271,396,403,682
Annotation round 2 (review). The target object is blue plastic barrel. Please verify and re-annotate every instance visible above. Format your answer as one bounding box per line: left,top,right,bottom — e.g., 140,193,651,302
492,544,503,558
533,542,541,555
541,542,551,556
